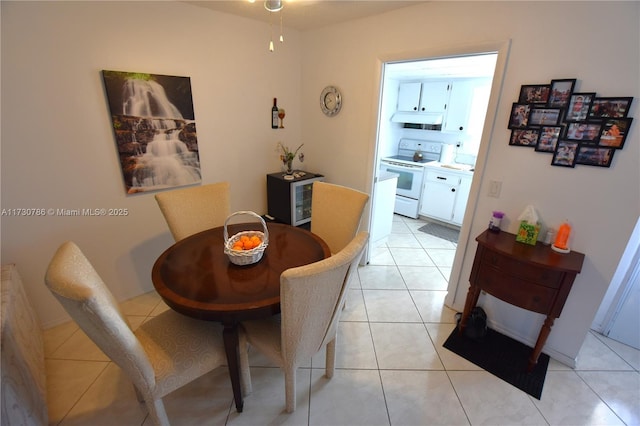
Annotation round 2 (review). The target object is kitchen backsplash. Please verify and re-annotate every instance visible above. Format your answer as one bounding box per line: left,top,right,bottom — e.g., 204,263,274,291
400,127,478,166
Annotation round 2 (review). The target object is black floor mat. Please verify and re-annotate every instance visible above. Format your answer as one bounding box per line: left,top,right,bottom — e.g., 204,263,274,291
443,326,550,399
417,222,459,243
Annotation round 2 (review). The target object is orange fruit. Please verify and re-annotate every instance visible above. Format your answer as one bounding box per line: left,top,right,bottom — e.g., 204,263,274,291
243,240,254,250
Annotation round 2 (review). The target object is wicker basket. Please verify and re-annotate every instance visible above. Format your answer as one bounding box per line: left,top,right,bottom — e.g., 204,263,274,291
223,211,269,266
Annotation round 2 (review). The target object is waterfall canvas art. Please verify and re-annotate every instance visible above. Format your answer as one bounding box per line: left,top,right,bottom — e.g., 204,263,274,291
102,70,201,194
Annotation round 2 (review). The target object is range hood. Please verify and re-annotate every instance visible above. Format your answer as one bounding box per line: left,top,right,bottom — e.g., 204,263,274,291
391,112,444,125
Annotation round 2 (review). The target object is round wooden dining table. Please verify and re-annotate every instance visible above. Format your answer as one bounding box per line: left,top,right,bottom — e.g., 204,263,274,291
151,221,330,412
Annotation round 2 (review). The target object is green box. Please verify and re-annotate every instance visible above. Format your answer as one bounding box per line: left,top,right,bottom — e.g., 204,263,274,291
516,221,540,245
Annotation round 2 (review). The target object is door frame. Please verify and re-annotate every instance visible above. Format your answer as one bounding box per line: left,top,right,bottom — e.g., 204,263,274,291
365,40,511,306
597,216,640,348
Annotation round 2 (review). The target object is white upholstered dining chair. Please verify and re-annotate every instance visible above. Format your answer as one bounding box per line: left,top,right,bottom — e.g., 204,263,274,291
310,181,369,254
44,241,234,426
238,231,369,413
154,181,230,241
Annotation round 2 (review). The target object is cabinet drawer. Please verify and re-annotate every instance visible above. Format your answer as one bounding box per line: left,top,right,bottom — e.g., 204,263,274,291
481,250,562,288
477,265,556,314
425,170,461,185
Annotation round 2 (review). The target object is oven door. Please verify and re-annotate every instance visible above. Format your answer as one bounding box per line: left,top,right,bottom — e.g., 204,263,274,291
380,160,424,200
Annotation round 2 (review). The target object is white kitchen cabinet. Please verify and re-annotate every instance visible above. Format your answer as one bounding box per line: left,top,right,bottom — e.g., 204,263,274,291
420,81,450,113
443,78,492,135
397,82,422,112
452,174,472,225
371,171,398,246
443,80,474,133
419,168,460,222
397,81,449,113
420,166,472,226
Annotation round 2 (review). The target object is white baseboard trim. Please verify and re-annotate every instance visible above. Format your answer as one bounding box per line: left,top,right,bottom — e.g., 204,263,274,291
487,320,577,369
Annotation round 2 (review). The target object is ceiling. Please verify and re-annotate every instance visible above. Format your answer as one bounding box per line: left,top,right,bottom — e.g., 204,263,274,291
184,1,496,80
183,0,424,31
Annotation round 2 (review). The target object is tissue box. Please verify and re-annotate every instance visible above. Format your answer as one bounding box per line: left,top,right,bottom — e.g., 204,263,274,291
516,221,540,245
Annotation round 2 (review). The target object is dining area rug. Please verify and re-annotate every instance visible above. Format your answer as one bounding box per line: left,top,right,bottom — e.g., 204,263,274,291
443,326,550,399
417,222,460,243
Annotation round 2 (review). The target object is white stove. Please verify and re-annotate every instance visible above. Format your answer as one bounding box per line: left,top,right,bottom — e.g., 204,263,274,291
380,139,442,218
383,139,442,165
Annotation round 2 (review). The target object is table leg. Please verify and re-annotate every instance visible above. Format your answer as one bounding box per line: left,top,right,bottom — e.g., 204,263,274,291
458,284,481,334
528,315,555,372
222,321,244,413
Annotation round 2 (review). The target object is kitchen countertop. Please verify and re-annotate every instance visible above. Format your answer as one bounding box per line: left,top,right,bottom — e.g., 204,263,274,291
424,161,474,175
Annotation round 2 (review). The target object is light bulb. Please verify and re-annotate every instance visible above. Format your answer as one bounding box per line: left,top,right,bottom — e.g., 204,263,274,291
269,40,274,52
264,0,282,12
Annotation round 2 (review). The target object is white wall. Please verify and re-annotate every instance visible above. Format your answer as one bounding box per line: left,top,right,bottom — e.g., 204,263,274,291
299,1,639,365
1,1,303,326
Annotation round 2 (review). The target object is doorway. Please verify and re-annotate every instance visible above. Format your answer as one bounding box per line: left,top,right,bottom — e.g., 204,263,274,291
598,217,640,349
368,45,506,274
366,41,510,311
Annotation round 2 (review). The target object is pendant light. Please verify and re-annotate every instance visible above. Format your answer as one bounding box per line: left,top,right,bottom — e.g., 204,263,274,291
264,0,283,52
264,0,283,12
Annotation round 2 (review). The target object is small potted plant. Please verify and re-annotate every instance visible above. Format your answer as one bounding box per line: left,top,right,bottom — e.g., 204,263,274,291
277,142,304,174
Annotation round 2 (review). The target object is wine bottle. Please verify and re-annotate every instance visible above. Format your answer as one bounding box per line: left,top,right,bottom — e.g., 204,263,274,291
272,98,279,129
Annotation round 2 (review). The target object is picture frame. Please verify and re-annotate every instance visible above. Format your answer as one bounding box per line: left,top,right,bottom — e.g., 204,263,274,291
535,125,563,153
575,145,615,167
598,117,633,149
101,70,201,194
518,84,551,104
564,93,596,122
547,79,576,108
509,128,540,147
588,97,634,119
507,77,633,170
565,122,603,143
551,140,578,167
528,107,562,126
508,103,531,129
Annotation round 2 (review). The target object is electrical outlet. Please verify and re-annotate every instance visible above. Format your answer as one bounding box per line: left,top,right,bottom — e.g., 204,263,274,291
488,180,502,198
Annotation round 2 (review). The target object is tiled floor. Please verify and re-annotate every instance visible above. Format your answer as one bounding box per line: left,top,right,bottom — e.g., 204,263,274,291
44,215,640,425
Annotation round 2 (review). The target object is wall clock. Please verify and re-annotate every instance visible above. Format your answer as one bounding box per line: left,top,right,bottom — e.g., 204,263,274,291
320,86,342,116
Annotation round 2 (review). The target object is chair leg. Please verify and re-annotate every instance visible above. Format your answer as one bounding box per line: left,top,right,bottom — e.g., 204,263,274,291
238,328,253,396
325,338,336,378
284,366,297,413
147,398,170,426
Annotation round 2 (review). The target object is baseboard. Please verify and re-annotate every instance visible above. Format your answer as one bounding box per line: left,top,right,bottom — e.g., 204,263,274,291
487,320,577,369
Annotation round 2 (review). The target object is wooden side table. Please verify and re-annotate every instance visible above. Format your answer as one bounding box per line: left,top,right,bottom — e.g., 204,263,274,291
459,229,585,371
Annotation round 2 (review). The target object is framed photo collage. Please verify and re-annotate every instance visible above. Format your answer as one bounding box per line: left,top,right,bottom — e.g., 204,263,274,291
508,78,633,168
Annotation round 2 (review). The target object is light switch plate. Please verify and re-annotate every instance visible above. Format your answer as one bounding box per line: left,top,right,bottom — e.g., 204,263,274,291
488,180,502,198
